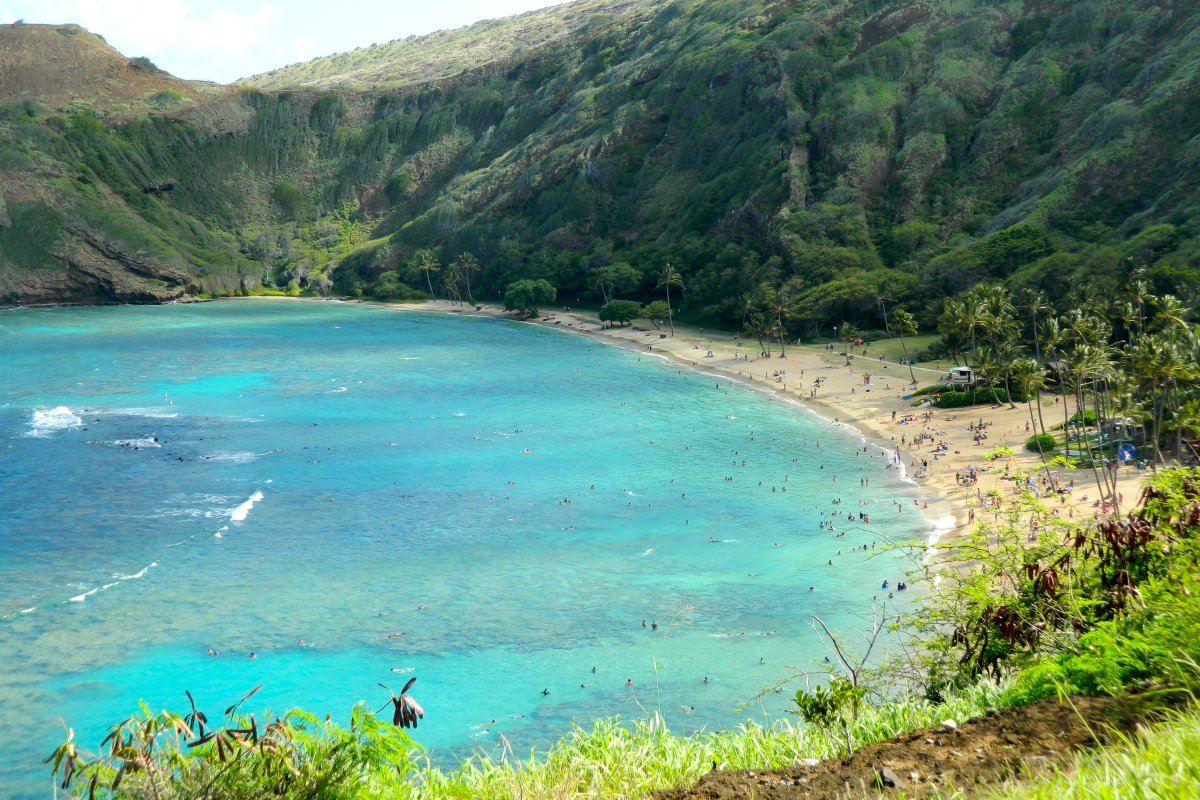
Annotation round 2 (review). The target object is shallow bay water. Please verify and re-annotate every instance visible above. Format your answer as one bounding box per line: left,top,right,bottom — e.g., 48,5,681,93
0,301,929,796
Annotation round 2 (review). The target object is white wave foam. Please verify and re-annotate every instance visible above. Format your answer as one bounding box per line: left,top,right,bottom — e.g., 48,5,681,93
112,437,161,449
103,407,179,419
29,406,82,437
327,387,348,394
68,561,157,603
20,606,37,614
159,508,207,518
926,515,957,548
230,490,264,522
202,451,259,464
117,563,156,581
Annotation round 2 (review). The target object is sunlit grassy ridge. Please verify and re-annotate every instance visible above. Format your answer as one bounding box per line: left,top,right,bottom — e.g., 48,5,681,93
240,0,660,90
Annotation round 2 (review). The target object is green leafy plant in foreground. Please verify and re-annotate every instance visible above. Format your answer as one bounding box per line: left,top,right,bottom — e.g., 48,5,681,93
912,468,1200,696
791,677,865,759
48,687,420,800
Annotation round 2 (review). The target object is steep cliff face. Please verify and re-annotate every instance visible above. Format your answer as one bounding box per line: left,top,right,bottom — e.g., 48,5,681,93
1,1,1198,320
0,22,226,304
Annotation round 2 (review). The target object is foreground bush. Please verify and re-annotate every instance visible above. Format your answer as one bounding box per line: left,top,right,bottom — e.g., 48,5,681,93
1026,433,1056,453
933,388,1025,408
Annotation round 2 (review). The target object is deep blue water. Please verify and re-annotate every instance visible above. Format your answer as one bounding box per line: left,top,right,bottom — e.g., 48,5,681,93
0,300,928,796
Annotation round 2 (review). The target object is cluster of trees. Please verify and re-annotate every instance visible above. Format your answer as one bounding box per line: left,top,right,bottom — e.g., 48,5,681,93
928,278,1199,517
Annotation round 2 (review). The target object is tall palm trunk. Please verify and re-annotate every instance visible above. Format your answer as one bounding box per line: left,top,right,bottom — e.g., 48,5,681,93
664,284,674,336
1027,396,1053,484
1173,378,1184,465
1002,371,1017,409
1034,389,1049,438
1077,383,1109,506
1152,387,1167,472
1031,307,1040,362
899,332,915,383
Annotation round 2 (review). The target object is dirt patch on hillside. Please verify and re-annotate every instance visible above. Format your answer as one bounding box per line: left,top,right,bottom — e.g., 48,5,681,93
657,692,1180,800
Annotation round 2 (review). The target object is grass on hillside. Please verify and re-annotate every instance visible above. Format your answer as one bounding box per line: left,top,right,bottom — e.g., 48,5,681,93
977,700,1200,800
423,683,1009,798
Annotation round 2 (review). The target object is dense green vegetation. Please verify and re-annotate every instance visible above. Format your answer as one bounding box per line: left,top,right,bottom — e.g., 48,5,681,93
923,280,1199,478
4,0,1200,318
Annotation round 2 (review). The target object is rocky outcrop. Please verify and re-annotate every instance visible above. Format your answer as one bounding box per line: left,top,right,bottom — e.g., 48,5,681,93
0,227,198,307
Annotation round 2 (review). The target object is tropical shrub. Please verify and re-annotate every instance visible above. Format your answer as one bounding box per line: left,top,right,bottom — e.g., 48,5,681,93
1026,433,1056,453
933,388,1024,408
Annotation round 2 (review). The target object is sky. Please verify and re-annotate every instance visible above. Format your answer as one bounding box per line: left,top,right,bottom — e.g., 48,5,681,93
0,0,576,84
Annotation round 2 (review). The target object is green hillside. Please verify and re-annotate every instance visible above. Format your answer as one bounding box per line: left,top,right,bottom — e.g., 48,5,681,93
1,0,1198,326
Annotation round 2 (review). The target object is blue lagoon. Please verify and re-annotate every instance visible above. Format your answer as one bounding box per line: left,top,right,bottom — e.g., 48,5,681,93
0,300,929,796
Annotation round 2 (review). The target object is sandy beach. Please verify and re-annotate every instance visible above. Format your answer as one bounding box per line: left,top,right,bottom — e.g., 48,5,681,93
371,298,1145,547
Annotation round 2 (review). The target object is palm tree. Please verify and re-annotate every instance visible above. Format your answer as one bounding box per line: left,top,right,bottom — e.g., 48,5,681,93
1022,290,1052,363
657,262,684,337
995,340,1022,409
1130,334,1171,471
959,293,988,365
892,308,918,384
1038,316,1065,437
765,284,795,357
737,292,757,327
1129,271,1153,337
442,261,463,305
876,291,894,338
1012,357,1054,483
414,250,440,299
746,312,772,356
454,252,480,303
1067,342,1116,504
974,345,1005,406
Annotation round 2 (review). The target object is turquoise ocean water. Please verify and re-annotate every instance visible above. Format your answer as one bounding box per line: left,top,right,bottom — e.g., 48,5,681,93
0,301,932,796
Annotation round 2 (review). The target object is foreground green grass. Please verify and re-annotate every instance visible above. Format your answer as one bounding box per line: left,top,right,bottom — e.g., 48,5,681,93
398,683,1009,798
976,702,1200,800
